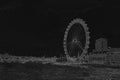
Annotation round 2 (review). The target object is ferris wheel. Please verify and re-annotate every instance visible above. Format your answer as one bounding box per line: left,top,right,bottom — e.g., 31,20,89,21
63,18,90,61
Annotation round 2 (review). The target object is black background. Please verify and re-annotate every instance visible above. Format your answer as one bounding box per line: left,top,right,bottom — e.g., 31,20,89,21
0,0,120,57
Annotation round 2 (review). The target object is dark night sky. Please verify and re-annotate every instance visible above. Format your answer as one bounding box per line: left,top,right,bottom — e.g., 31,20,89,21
0,0,120,57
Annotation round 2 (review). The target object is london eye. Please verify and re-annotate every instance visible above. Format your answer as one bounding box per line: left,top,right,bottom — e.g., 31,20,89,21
63,18,90,61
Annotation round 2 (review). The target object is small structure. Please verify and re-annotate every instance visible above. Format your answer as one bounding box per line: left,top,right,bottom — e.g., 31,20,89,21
94,38,108,52
108,48,120,66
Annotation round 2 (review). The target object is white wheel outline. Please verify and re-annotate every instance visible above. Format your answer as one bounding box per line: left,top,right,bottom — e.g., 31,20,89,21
63,18,90,60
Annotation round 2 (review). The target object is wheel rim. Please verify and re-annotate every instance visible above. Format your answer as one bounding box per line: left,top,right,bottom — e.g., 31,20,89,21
63,18,90,60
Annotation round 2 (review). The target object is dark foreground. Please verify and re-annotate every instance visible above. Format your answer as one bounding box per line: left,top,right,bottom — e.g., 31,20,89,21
0,62,120,80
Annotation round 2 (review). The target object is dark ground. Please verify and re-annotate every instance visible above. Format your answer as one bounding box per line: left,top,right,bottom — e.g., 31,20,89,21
0,62,120,80
0,62,90,80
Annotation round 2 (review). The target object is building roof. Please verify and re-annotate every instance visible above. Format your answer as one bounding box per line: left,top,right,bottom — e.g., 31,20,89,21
109,48,120,53
96,38,107,41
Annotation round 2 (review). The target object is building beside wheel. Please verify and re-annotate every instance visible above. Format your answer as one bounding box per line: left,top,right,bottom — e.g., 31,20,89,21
85,38,120,66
